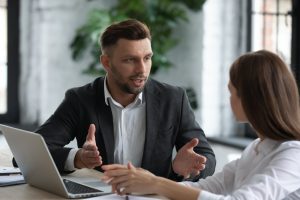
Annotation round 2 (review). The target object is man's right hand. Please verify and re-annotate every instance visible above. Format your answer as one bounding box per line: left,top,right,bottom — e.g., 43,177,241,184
74,124,102,169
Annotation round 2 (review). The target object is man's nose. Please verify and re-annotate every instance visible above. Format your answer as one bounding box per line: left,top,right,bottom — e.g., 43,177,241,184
135,60,147,73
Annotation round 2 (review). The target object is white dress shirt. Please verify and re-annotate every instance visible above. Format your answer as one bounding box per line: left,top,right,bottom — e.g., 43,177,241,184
104,80,146,167
64,77,146,170
182,138,300,200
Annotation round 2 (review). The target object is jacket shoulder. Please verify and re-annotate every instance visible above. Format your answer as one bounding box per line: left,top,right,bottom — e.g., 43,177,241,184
147,78,184,94
66,77,104,97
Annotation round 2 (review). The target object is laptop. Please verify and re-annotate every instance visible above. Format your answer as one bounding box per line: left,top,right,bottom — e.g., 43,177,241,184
0,124,112,198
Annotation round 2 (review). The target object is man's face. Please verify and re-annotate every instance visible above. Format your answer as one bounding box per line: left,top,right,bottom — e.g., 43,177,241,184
103,38,153,95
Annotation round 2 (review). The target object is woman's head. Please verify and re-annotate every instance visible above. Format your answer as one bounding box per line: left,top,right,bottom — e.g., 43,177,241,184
229,50,300,140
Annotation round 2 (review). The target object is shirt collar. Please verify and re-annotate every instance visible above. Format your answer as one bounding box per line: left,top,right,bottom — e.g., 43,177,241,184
104,76,143,106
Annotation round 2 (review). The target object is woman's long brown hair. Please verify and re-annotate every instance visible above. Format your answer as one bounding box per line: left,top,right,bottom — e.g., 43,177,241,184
230,50,300,140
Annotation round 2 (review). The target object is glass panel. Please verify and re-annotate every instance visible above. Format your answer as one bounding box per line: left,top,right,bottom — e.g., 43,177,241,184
277,0,292,65
265,0,277,12
253,0,277,12
252,0,263,13
0,0,7,114
279,0,292,12
251,0,292,65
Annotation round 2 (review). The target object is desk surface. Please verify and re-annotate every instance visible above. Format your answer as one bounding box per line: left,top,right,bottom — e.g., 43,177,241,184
0,134,166,199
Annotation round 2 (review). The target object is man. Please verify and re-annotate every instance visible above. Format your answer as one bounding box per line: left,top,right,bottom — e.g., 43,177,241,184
35,19,215,181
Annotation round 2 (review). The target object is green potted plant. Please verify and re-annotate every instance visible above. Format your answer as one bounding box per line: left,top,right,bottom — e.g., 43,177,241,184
70,0,206,75
70,0,206,109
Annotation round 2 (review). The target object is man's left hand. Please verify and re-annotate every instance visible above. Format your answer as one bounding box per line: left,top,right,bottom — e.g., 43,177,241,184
172,138,206,179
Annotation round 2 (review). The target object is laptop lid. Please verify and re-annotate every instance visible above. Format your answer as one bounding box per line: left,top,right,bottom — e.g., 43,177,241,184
0,124,111,198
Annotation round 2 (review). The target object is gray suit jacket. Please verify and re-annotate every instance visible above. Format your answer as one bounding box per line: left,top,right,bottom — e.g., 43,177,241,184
36,77,216,181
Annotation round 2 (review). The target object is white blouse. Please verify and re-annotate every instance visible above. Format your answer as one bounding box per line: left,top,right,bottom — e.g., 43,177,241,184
182,138,300,200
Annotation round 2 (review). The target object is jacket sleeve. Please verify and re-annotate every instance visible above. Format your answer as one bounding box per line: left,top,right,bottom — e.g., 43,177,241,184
35,90,83,173
171,89,216,181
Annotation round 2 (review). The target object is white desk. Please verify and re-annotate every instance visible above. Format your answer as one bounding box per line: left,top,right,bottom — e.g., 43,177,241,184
0,134,166,199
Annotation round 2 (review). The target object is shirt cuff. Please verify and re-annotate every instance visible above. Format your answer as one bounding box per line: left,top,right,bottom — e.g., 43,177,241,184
64,148,80,171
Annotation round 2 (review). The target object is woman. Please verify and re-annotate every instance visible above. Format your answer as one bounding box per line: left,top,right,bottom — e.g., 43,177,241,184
102,50,300,200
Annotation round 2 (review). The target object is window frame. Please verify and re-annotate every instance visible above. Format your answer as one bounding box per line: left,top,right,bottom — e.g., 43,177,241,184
0,0,20,123
291,0,300,85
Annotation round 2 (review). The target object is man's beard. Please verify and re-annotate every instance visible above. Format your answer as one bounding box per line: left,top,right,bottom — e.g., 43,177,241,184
118,75,148,95
110,64,148,95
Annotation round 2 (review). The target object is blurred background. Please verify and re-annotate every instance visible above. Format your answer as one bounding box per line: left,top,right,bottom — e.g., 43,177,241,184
0,0,299,172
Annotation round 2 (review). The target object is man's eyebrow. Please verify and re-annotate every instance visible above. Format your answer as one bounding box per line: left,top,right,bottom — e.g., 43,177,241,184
121,52,153,58
147,52,153,56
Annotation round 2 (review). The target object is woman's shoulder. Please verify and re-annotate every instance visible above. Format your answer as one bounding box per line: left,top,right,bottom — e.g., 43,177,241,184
241,138,300,158
279,139,300,150
268,139,300,161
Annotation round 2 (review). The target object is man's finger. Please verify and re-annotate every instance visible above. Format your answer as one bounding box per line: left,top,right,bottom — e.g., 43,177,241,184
86,124,96,142
198,164,205,170
83,143,98,151
195,156,207,165
182,138,199,151
85,156,102,164
127,162,136,170
83,150,100,158
190,170,200,177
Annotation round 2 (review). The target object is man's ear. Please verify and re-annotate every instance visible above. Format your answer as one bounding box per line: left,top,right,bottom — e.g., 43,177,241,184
100,54,110,71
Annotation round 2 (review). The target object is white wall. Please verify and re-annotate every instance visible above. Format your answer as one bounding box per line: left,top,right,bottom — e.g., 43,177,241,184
200,0,248,137
19,0,248,138
20,0,116,124
153,9,204,124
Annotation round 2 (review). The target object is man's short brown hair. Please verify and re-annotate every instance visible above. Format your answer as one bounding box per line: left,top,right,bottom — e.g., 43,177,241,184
100,19,151,54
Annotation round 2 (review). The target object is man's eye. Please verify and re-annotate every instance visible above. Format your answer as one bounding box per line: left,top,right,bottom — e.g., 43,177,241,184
124,58,134,62
145,56,152,61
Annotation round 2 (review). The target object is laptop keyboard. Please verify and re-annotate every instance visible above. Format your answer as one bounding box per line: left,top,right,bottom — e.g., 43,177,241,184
63,179,103,194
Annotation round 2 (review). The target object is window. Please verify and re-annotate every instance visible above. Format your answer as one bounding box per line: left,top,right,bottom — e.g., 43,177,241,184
0,0,7,114
291,0,300,85
250,0,292,64
244,0,299,139
208,0,300,149
0,0,19,123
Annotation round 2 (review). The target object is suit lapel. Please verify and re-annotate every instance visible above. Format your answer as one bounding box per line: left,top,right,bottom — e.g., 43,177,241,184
95,78,115,164
142,80,161,169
